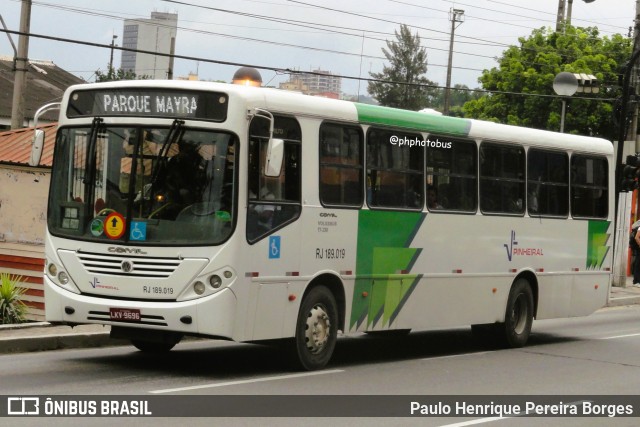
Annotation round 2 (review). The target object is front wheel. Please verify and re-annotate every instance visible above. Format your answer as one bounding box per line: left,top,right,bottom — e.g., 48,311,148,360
292,286,338,371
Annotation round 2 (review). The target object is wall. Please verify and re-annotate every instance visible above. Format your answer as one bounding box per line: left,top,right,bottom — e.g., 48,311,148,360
0,165,50,321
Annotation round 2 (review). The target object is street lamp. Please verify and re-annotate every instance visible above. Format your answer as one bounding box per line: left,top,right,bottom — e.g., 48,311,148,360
109,34,118,72
553,72,578,133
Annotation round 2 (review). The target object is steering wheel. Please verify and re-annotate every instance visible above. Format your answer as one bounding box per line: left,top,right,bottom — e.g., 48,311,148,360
97,208,115,217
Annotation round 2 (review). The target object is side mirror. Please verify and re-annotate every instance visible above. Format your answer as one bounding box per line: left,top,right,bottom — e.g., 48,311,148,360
264,138,284,177
29,129,45,167
29,101,61,167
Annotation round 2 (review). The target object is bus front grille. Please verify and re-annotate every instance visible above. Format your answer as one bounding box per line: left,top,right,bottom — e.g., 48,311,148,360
77,252,181,278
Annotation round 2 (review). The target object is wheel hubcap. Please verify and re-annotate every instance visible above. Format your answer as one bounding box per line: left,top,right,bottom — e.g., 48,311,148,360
305,304,331,354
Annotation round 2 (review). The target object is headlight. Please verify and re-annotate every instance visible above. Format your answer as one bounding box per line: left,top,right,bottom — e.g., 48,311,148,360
48,263,58,276
209,275,222,289
193,281,206,295
58,271,69,285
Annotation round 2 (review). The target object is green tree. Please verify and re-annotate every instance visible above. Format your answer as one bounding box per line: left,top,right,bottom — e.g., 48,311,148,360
368,24,438,110
428,84,482,117
463,26,632,138
95,66,151,82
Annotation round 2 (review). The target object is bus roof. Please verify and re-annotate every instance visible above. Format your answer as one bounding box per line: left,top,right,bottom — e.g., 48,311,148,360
63,80,613,155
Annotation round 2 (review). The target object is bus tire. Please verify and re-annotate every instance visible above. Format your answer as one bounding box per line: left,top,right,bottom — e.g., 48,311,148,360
498,278,534,348
131,339,177,353
292,285,338,371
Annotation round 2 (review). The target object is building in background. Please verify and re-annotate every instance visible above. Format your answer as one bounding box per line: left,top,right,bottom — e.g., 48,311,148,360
280,69,342,99
120,12,178,79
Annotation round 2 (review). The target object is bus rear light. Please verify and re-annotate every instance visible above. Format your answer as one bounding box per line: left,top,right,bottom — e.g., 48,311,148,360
223,270,233,279
194,281,206,295
209,275,222,289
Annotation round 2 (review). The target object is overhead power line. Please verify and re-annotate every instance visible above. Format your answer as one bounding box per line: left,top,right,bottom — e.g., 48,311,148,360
0,28,617,102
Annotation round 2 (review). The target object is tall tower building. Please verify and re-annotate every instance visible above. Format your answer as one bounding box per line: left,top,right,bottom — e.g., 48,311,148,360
121,12,178,79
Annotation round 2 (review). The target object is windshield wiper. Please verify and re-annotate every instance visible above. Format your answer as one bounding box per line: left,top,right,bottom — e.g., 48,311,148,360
148,119,184,188
83,117,104,218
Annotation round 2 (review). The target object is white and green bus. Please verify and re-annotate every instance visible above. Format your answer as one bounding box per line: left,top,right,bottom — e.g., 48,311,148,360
37,80,612,370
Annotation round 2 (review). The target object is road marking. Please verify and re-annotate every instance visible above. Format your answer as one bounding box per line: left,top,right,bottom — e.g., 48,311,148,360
149,369,344,394
439,400,588,427
422,351,493,361
438,416,511,426
600,333,640,340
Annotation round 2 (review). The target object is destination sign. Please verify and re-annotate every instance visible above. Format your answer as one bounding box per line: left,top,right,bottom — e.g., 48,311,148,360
67,88,228,121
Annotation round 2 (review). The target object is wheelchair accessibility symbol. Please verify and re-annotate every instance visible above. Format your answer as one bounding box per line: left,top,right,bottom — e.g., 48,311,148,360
130,221,147,241
269,236,281,259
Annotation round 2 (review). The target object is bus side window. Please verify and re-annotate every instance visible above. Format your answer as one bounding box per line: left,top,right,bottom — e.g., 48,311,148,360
570,154,608,219
527,149,569,217
366,127,423,210
480,142,525,215
247,115,302,243
426,137,477,212
319,122,363,207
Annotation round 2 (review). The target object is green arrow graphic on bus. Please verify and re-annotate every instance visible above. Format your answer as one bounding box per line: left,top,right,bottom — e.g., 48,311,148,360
586,220,610,270
351,210,425,330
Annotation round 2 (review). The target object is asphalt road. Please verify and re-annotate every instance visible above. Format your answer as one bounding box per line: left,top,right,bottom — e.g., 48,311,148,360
2,305,640,426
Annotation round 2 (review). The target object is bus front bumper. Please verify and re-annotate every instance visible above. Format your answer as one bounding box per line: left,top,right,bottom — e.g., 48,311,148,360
43,276,237,340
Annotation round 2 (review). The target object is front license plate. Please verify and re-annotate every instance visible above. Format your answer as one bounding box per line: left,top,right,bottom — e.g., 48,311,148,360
109,307,141,322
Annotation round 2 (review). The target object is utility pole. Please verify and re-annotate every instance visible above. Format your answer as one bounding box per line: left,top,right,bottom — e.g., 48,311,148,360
565,0,574,26
167,36,175,80
444,8,464,116
631,0,640,147
556,0,566,32
109,34,118,75
11,0,32,129
613,0,640,287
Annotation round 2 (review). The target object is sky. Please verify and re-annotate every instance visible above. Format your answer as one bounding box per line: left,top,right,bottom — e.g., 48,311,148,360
1,0,636,97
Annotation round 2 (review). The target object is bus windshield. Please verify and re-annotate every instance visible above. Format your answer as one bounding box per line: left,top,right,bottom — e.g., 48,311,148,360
48,125,237,245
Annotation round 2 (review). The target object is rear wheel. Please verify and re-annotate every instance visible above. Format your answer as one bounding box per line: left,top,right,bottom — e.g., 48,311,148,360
471,280,534,348
131,339,177,353
292,286,338,371
497,278,534,348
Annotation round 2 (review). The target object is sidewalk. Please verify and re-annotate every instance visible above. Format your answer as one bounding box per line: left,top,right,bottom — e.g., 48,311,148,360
2,280,640,355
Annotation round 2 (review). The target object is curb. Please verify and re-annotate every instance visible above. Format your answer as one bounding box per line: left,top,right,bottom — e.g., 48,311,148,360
607,296,640,308
0,332,126,354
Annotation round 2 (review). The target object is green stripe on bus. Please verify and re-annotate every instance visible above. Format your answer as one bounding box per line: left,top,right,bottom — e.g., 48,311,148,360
586,220,610,270
351,210,425,330
355,103,472,136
